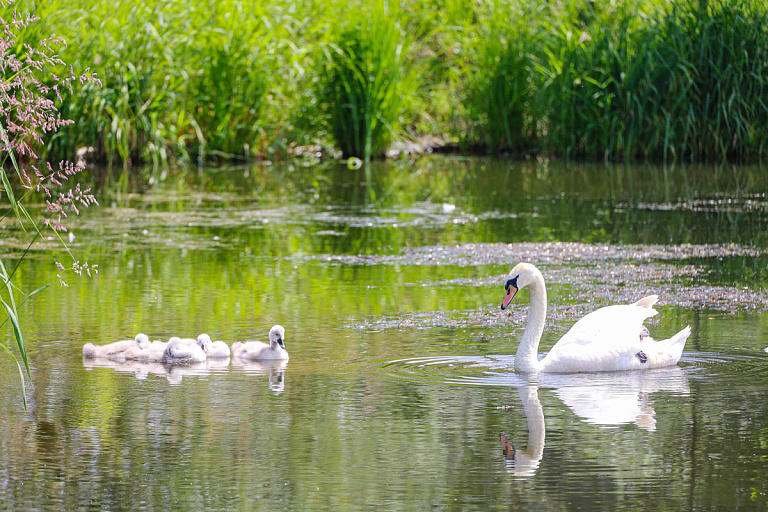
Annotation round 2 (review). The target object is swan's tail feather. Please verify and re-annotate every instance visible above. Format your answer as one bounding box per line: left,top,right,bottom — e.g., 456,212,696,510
667,325,692,346
658,325,692,366
632,295,659,309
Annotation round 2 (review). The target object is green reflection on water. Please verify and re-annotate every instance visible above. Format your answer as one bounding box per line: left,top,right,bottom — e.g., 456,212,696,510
1,156,768,510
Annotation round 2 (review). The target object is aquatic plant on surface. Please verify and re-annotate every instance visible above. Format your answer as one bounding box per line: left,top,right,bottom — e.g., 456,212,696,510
0,0,100,410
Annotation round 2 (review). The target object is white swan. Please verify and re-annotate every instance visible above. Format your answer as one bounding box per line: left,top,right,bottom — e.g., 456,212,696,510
231,325,289,360
500,263,691,373
122,338,168,363
196,333,231,358
162,336,208,364
82,333,150,359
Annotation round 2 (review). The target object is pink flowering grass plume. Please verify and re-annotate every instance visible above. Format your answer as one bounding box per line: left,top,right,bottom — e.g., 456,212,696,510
0,0,103,411
54,259,98,288
0,0,101,243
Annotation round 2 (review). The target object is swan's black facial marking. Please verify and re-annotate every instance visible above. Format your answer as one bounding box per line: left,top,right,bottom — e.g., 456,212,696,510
636,350,648,363
501,275,520,310
639,326,650,341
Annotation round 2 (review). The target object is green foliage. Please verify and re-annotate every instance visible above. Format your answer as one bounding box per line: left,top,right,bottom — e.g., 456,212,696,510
650,0,768,162
186,30,268,160
466,2,540,153
11,0,768,164
535,3,650,159
505,0,768,162
42,0,275,167
321,7,415,160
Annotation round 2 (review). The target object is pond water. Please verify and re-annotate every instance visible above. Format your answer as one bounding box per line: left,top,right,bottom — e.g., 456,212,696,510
1,156,768,510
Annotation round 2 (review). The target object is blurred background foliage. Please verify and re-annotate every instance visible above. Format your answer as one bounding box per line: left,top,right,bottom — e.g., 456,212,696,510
6,0,768,165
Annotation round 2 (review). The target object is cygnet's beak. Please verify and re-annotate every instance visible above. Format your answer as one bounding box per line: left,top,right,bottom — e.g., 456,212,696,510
276,338,286,349
501,285,517,310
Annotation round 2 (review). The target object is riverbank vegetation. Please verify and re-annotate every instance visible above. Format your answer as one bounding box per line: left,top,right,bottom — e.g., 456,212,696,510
7,0,768,165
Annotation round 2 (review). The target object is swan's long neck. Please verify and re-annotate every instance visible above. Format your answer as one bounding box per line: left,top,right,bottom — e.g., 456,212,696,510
515,274,547,372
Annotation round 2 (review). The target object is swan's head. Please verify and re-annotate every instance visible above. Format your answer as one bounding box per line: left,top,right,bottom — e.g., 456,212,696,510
501,263,542,310
196,333,212,353
269,325,286,349
167,336,182,346
135,333,149,345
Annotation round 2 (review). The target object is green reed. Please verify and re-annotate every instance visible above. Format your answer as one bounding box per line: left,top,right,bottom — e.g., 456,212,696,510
10,0,768,165
321,5,415,160
528,0,768,162
651,0,768,162
466,4,538,153
38,0,277,168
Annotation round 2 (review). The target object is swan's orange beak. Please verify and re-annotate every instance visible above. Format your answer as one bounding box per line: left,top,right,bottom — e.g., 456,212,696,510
501,284,517,310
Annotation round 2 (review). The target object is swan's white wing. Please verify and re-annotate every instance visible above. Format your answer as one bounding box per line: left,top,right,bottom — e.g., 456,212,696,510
561,304,657,344
540,305,657,372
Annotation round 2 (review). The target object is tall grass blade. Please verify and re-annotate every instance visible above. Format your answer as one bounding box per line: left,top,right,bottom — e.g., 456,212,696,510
0,344,27,412
0,259,29,377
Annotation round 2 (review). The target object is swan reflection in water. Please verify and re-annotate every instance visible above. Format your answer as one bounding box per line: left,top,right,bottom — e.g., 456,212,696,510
83,355,288,391
500,367,690,477
231,358,289,393
82,356,230,385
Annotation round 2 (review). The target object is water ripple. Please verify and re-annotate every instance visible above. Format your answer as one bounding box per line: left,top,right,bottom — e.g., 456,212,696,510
378,351,768,390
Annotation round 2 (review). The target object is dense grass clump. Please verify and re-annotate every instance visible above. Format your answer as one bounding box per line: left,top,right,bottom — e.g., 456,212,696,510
535,5,656,160
650,0,768,162
184,29,268,161
322,11,414,160
43,2,274,168
476,0,768,162
50,3,192,168
469,24,539,153
9,0,768,166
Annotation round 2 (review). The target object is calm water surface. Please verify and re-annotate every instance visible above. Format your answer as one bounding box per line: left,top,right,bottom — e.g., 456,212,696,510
1,157,768,510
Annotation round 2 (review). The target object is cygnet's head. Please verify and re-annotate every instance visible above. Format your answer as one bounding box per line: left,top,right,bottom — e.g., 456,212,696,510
196,333,212,353
269,325,286,349
135,333,149,344
501,262,543,310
